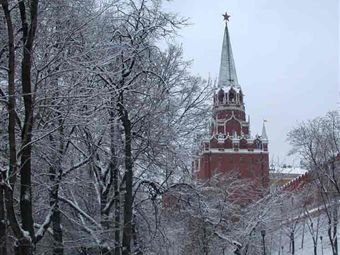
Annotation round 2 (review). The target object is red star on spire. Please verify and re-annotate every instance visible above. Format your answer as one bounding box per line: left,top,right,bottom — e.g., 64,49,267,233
223,12,231,22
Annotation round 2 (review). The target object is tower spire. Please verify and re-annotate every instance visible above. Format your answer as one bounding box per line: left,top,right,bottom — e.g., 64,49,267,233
218,12,239,88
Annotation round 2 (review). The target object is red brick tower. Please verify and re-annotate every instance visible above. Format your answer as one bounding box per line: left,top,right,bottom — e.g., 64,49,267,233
194,14,269,191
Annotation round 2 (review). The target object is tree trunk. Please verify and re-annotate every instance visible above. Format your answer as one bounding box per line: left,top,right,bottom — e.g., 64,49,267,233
113,166,121,255
52,205,63,255
301,220,305,249
132,214,142,255
1,2,14,254
48,72,65,255
328,220,334,254
5,189,32,254
328,204,338,255
18,0,39,245
333,206,338,255
121,124,133,255
0,185,7,255
118,92,133,255
14,238,33,255
1,1,25,254
100,183,111,255
49,162,63,255
202,224,209,255
290,232,295,255
109,105,121,255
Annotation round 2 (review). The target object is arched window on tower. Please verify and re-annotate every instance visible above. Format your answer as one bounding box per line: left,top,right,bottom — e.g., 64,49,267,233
229,89,235,103
218,89,224,104
254,139,262,149
233,130,237,138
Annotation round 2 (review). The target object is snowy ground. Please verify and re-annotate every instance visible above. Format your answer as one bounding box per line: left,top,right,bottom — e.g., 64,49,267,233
270,214,335,255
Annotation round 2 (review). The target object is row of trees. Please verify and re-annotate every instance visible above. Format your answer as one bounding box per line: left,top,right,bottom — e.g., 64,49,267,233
0,0,211,254
286,110,340,255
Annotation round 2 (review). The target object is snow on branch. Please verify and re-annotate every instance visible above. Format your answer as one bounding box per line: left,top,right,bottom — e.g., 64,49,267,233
59,196,101,229
35,206,55,243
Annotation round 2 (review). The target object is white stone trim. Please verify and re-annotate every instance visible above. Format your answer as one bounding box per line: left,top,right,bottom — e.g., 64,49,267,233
213,105,245,112
200,148,269,155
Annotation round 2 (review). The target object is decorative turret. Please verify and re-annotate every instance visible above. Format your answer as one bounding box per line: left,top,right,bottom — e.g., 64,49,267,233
262,121,268,141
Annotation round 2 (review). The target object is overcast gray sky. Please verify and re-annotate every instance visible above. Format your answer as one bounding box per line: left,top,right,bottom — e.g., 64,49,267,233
164,0,339,166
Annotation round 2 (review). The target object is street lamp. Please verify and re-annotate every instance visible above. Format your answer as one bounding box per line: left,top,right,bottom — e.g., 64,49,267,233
261,229,266,255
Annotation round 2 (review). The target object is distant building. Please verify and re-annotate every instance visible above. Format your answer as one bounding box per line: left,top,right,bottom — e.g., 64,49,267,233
193,16,269,192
